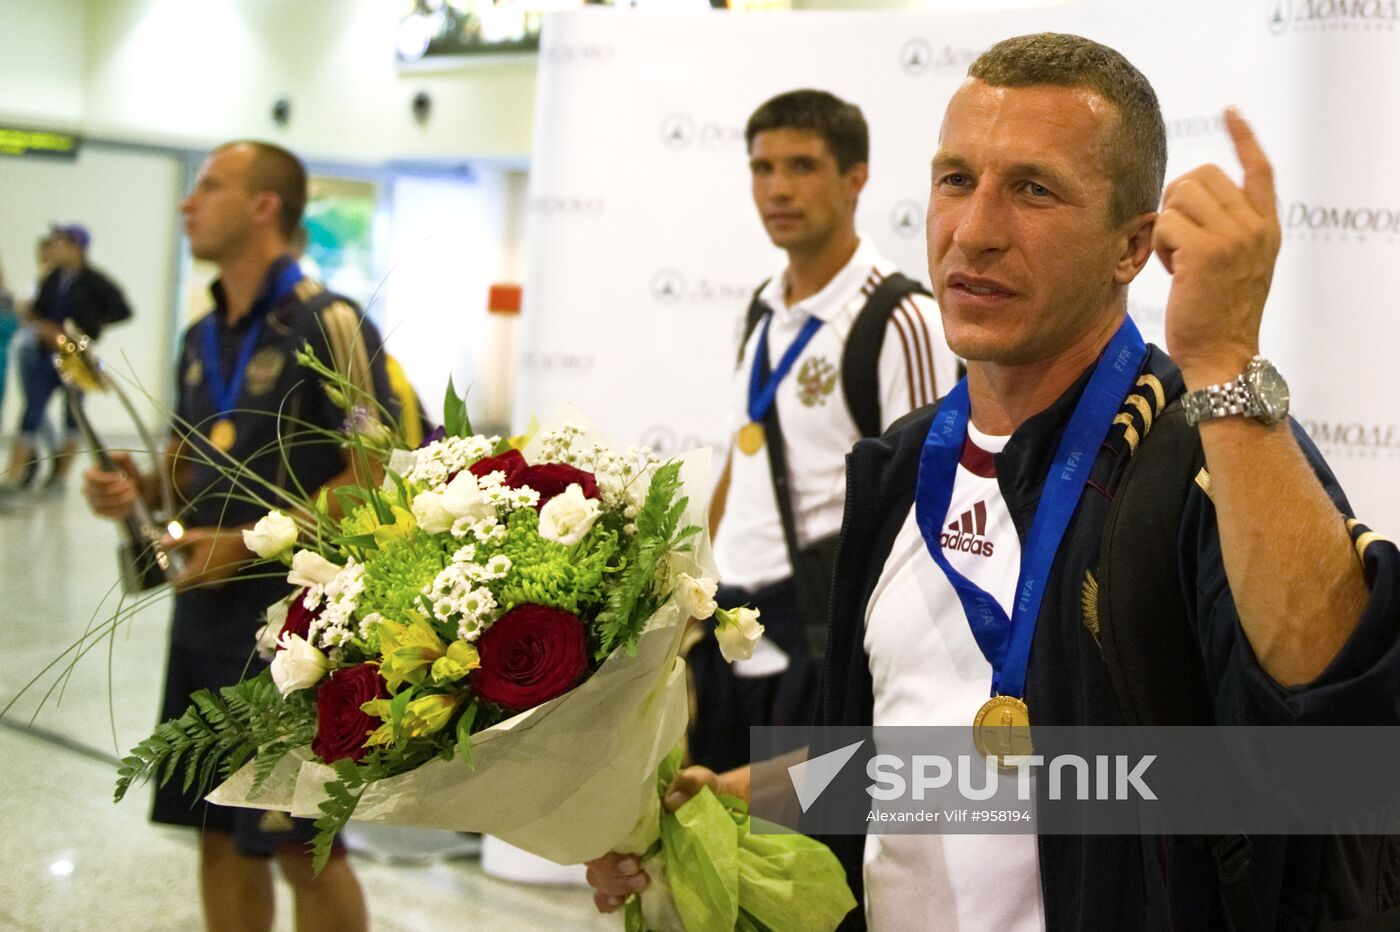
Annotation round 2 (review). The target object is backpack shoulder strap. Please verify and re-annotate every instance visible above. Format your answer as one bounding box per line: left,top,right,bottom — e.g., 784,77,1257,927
737,280,771,368
842,272,932,438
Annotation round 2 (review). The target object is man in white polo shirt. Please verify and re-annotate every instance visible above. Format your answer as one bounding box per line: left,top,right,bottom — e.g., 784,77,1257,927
688,89,958,774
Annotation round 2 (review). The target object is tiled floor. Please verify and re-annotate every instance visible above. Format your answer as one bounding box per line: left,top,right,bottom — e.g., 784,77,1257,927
0,477,616,931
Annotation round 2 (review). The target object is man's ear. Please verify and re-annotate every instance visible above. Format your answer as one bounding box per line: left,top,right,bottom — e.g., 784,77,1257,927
251,191,283,230
846,162,869,207
1115,212,1156,286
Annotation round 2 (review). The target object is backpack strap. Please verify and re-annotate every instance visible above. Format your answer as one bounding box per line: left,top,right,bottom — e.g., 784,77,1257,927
841,272,933,438
1094,397,1264,932
737,280,771,368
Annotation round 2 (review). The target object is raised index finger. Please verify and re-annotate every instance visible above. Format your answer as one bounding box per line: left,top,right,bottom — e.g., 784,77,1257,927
1224,106,1276,220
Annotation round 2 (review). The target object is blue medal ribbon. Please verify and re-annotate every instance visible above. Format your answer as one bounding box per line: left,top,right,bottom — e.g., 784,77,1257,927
200,261,303,420
914,317,1147,702
748,312,824,423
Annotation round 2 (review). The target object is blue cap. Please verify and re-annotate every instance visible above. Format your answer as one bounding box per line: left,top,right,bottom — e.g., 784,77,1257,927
51,224,90,250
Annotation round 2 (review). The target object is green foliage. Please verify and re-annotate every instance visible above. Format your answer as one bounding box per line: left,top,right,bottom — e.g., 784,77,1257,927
593,461,700,660
309,739,448,873
443,377,472,439
312,760,368,874
114,670,313,804
454,699,479,768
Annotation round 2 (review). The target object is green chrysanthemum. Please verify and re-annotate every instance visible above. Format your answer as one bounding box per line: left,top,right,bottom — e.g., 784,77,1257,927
357,529,453,644
476,507,622,616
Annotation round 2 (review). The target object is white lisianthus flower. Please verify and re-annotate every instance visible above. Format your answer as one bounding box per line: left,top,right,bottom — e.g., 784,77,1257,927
255,599,289,660
287,550,341,588
537,483,602,546
675,573,719,621
441,470,494,523
714,606,764,663
269,634,331,696
242,510,298,560
411,489,455,534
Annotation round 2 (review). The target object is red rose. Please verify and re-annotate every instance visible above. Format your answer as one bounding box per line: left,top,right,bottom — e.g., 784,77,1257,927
469,448,528,482
509,463,599,509
278,588,322,645
473,604,588,712
312,664,387,764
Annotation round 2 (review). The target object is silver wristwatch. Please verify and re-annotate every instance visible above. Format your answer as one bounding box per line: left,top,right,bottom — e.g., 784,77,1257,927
1181,356,1290,426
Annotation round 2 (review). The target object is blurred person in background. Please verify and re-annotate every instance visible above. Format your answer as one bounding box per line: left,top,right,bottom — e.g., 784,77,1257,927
82,140,385,932
1,224,131,495
0,255,18,430
4,236,59,489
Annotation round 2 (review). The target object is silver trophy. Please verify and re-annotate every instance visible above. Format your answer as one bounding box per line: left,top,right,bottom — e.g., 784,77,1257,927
53,322,186,592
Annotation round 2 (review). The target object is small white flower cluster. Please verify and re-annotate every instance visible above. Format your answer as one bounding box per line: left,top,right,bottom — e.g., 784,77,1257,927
588,444,660,510
537,423,587,464
471,469,540,513
424,550,513,642
403,435,499,489
450,514,510,544
308,559,366,651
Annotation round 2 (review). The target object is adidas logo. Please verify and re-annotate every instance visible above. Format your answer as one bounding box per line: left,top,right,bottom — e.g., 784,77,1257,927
940,500,996,557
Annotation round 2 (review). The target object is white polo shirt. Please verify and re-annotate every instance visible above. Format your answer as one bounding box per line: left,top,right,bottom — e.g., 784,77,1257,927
862,424,1045,932
713,237,957,591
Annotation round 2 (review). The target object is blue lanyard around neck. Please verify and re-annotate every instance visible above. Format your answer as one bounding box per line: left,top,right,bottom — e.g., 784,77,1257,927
913,317,1146,700
200,262,302,418
748,311,824,423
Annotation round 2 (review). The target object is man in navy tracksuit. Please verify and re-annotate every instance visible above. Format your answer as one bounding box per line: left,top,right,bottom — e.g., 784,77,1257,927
587,33,1400,930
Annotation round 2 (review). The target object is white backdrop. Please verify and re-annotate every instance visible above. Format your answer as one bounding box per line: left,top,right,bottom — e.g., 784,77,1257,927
519,1,1400,535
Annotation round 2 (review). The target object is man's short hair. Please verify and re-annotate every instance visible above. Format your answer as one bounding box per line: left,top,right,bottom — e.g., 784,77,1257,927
215,140,308,240
745,89,869,173
968,33,1166,225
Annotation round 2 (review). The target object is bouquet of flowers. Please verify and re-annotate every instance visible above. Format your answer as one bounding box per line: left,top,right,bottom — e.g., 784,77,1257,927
110,350,855,929
112,371,758,869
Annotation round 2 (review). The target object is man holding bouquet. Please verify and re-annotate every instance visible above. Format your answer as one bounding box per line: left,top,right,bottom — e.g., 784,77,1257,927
591,33,1400,930
84,141,395,932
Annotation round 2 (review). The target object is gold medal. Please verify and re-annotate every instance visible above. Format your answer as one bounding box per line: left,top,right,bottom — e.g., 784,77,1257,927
209,418,236,452
972,695,1033,767
737,421,765,455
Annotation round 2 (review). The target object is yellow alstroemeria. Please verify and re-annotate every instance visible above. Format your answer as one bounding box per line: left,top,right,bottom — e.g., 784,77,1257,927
375,613,448,692
372,504,418,547
363,721,395,748
430,640,481,686
400,692,467,739
507,414,540,451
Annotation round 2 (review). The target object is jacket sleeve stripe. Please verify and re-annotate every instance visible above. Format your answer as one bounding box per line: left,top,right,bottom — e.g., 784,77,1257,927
320,300,377,408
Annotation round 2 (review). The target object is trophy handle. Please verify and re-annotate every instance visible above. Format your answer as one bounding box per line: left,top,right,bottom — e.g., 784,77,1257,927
54,326,186,592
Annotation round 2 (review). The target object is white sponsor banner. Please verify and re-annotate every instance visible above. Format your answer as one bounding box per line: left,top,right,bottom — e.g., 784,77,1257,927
520,3,1399,535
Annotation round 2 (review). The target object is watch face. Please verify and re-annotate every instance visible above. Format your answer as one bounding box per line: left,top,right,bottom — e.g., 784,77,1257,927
1249,361,1290,423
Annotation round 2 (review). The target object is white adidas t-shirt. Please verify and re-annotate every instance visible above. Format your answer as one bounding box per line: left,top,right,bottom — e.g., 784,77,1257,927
862,424,1045,932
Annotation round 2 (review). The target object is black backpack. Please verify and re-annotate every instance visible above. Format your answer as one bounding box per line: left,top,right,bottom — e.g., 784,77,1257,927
1095,399,1400,931
739,271,932,441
